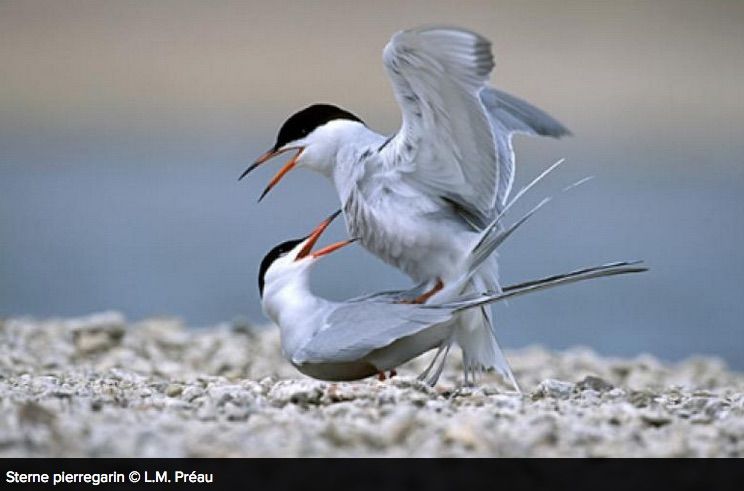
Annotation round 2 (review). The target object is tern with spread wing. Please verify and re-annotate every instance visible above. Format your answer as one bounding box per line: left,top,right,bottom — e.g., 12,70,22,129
259,211,646,385
241,26,570,388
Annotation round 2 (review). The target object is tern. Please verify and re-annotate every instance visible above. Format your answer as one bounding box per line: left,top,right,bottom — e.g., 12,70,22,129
259,211,646,385
241,26,571,388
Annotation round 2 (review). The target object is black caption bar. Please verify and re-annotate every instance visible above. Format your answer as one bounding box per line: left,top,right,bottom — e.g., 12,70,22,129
1,459,742,491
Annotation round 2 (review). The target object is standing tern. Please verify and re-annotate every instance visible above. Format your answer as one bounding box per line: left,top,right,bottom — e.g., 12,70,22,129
259,211,646,385
241,26,571,387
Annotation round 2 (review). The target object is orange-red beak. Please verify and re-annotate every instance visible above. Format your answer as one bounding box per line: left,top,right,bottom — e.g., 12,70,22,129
238,147,304,202
295,210,357,261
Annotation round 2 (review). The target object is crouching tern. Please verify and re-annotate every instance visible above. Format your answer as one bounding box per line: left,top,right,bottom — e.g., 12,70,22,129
258,210,646,385
241,26,571,387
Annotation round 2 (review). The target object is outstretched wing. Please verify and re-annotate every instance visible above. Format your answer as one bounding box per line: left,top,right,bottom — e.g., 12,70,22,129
381,27,499,218
380,27,570,218
292,302,454,365
479,88,571,209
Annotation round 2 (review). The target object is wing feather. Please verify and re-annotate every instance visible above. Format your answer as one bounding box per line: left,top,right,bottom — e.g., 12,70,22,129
381,27,499,215
292,303,453,365
381,27,571,217
479,88,571,208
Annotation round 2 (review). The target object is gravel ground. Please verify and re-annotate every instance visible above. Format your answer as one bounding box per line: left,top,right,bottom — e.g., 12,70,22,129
1,312,742,457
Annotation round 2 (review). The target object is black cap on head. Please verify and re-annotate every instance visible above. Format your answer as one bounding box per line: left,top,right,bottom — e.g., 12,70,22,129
273,104,364,151
258,237,307,298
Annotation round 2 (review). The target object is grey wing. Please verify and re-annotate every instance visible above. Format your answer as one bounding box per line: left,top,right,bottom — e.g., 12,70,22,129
292,302,454,365
479,88,571,210
346,282,429,303
380,26,499,218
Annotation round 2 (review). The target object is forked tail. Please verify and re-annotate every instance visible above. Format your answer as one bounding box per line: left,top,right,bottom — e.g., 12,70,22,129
439,261,649,313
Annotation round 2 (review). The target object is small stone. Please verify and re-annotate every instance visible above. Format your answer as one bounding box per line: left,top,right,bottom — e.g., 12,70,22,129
230,317,259,336
18,401,56,427
444,422,480,449
576,376,614,393
181,386,204,402
641,412,672,427
268,380,325,407
165,384,183,397
629,390,656,408
532,379,574,400
224,401,251,421
196,402,217,421
70,312,126,354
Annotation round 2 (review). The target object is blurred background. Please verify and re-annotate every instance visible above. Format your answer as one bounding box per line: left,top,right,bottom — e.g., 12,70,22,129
1,1,742,367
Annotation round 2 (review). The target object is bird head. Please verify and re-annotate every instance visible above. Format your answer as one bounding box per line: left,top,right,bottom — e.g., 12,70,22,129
239,104,365,201
258,210,356,298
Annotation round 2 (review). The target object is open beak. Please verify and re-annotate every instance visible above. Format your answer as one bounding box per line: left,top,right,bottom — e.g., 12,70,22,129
295,210,357,261
238,147,304,203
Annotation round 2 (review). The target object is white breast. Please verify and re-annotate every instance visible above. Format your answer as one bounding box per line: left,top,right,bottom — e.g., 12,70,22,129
342,173,477,283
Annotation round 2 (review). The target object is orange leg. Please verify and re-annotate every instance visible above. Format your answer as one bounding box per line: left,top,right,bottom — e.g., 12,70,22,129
377,371,386,381
398,278,444,305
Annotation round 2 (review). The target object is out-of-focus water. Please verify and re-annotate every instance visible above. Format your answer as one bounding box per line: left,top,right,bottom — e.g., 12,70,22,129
1,131,742,368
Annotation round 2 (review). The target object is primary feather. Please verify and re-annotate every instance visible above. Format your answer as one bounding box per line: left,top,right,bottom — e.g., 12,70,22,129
381,27,500,217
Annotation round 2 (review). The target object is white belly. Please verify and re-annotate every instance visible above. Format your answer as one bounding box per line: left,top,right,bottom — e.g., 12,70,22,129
344,186,477,283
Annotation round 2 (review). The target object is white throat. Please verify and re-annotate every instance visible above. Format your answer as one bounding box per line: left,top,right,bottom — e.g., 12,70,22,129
301,120,380,178
261,264,329,359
